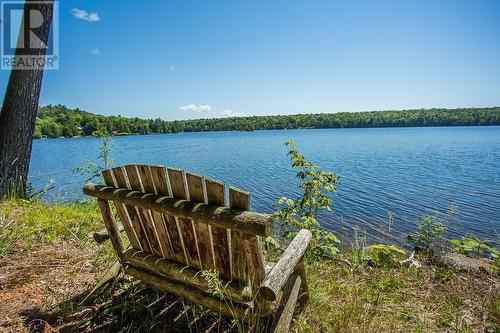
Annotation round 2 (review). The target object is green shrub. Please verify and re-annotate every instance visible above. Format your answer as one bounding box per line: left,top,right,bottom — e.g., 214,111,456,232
366,244,406,268
451,237,499,259
274,141,340,258
410,212,448,249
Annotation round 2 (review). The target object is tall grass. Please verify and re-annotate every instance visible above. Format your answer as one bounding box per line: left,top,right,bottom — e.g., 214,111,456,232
0,199,102,255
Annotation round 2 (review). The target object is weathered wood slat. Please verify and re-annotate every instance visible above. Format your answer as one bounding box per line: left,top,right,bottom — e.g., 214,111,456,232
166,168,187,199
83,184,272,236
260,229,312,301
137,165,156,192
123,249,251,302
136,165,171,259
271,274,302,333
124,265,250,320
149,165,172,196
167,168,201,268
229,187,267,318
161,213,189,264
205,178,232,280
185,172,204,202
102,169,142,250
228,187,247,283
109,167,151,252
185,172,214,270
229,187,261,286
125,164,164,257
148,166,179,262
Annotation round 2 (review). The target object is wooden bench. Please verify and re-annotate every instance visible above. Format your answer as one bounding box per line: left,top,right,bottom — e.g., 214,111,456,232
84,164,311,332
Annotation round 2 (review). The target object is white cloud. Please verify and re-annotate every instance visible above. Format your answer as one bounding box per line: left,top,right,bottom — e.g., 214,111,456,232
71,8,100,22
222,109,246,117
90,48,100,56
179,104,212,112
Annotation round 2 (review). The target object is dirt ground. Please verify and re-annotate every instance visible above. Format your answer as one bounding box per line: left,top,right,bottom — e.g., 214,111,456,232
0,236,236,333
0,236,100,332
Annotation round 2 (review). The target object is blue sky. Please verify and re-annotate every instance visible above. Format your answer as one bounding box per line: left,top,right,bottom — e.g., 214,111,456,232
1,0,500,120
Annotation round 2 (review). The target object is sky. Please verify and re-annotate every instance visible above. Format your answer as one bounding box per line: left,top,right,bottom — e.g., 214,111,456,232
1,0,500,120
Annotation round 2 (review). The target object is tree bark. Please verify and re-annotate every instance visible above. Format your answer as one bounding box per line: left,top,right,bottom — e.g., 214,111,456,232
0,0,54,197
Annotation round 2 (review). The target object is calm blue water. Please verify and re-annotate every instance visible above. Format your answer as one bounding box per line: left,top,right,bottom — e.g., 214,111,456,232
29,126,500,245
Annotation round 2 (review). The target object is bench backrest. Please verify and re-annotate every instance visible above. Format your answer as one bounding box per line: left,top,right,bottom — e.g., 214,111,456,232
99,164,267,287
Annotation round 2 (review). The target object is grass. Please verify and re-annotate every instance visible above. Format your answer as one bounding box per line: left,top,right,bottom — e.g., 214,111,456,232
0,199,499,332
296,259,498,332
0,199,102,255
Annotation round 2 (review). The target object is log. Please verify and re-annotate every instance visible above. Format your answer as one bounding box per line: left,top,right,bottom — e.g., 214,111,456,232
93,223,124,243
83,184,272,237
272,273,302,333
123,249,251,302
124,265,250,320
259,229,311,301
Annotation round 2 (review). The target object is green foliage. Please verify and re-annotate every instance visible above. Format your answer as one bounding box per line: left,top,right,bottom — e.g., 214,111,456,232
201,269,227,299
34,104,500,138
410,212,449,249
274,141,340,258
366,244,406,268
73,127,114,182
451,237,499,259
409,201,459,250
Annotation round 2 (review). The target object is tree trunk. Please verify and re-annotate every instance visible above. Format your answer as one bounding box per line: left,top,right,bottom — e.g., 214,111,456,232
0,0,54,198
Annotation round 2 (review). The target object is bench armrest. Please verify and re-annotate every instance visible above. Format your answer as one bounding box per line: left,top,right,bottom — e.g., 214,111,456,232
93,222,125,243
259,229,312,301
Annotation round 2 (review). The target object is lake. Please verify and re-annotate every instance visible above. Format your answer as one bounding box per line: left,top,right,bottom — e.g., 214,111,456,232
29,126,500,246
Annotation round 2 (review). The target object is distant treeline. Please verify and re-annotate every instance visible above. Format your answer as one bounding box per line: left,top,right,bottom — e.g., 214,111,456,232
34,105,500,138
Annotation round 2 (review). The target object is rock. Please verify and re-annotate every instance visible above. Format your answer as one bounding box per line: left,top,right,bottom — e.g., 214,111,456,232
429,237,453,256
434,252,494,273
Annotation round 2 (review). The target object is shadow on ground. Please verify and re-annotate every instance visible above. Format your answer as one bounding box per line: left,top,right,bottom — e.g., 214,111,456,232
22,277,236,333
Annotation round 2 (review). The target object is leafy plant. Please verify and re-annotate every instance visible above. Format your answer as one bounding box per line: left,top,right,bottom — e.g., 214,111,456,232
73,127,114,182
451,237,499,259
366,244,406,268
274,141,340,258
409,212,448,249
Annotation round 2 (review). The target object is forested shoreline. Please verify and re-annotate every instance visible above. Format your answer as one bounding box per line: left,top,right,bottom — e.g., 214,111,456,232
34,105,500,138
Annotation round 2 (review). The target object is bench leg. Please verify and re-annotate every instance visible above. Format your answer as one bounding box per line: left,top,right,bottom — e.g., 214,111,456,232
270,273,302,333
296,260,309,307
83,260,122,302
